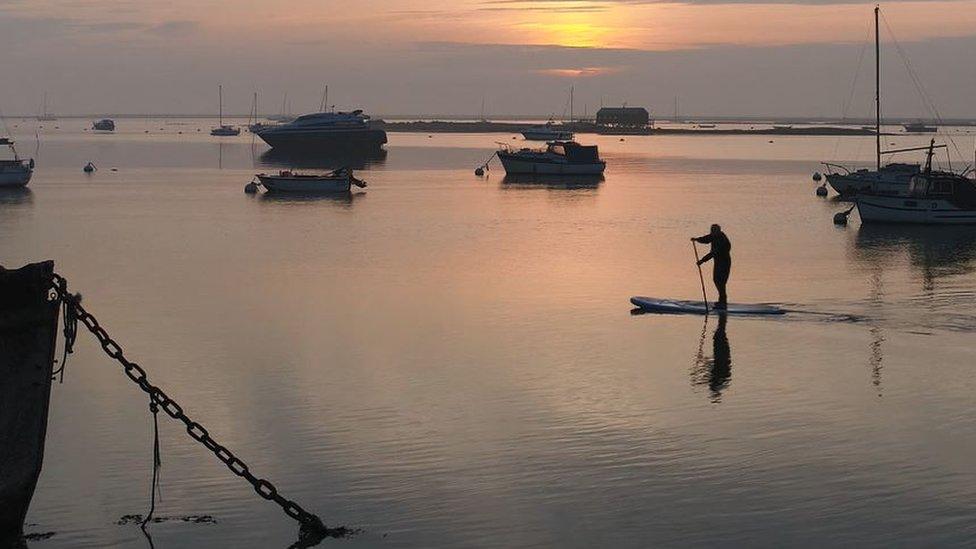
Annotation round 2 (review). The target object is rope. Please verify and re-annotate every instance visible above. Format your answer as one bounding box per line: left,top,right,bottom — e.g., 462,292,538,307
51,283,78,383
142,398,162,529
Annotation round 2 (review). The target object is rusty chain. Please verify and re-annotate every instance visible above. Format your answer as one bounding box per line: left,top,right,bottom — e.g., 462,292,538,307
50,273,339,541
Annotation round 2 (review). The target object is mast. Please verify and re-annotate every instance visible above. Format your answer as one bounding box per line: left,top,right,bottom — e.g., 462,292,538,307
218,85,224,126
875,5,881,171
570,86,574,123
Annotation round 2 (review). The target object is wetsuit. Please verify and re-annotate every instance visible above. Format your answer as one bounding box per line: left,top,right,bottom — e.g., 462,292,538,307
694,231,732,307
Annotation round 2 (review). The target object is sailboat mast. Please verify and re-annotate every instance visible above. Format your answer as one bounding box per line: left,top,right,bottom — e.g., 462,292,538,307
570,86,574,123
218,85,224,126
875,5,881,171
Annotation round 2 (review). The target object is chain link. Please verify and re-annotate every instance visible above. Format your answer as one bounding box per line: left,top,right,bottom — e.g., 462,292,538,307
50,273,331,539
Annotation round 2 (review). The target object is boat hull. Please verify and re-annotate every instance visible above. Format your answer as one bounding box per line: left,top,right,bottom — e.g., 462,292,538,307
0,167,32,188
857,195,976,224
258,175,351,193
256,128,387,151
521,131,574,141
0,261,59,541
498,154,605,175
826,168,918,197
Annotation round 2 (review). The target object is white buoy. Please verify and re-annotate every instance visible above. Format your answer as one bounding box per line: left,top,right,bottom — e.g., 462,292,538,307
816,185,828,197
812,172,822,182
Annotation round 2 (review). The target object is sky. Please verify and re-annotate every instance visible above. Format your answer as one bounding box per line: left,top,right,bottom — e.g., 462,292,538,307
1,0,975,118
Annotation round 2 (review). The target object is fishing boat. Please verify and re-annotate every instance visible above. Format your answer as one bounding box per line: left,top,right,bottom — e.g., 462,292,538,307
0,138,34,188
904,121,937,133
210,85,241,137
496,141,606,175
822,7,955,197
856,141,976,224
92,119,115,131
0,261,60,542
254,167,366,193
521,120,574,141
254,110,387,151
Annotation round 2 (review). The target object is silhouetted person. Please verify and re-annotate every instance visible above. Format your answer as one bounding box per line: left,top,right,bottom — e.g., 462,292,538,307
692,224,731,309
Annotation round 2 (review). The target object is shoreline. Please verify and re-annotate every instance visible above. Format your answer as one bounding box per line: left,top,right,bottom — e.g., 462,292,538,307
373,120,877,136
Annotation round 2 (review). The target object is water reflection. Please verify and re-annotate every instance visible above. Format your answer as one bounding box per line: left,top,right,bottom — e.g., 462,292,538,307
256,191,361,206
0,188,33,205
500,174,603,190
852,224,976,284
690,314,732,403
257,148,387,171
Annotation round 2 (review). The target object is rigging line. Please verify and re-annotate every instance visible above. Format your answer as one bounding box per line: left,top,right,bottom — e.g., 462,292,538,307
880,11,964,160
831,22,873,161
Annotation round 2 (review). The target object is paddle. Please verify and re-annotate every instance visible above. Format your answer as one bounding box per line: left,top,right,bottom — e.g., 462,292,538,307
691,240,709,315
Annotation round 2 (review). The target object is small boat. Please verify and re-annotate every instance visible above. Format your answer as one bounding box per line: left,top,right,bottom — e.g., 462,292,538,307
772,124,793,130
210,85,240,137
254,167,366,193
856,141,976,224
904,121,937,133
0,138,34,188
496,141,605,175
92,119,115,131
521,120,574,141
697,124,717,129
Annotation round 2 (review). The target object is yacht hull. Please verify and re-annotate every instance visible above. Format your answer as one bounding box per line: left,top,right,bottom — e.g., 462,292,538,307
256,129,387,151
498,155,605,175
857,195,976,224
521,130,574,141
258,175,351,193
0,169,32,188
0,261,59,541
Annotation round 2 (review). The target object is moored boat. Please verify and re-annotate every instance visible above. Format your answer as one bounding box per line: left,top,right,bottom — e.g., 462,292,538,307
0,138,33,188
856,141,976,224
92,119,115,131
210,85,240,137
496,141,606,175
255,110,387,151
521,120,574,141
904,121,937,133
254,167,366,193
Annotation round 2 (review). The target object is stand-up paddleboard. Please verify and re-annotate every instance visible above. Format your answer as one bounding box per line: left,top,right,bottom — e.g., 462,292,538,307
630,296,785,315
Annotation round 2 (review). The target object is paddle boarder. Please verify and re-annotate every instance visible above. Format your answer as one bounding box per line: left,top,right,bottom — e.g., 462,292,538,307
691,224,731,310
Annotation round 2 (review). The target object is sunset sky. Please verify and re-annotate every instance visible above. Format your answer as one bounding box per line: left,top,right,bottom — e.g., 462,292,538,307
2,0,976,117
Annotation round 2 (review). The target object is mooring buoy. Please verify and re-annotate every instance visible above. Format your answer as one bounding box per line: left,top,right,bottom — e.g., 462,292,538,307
244,181,259,194
816,185,828,197
833,211,848,225
474,167,485,176
812,172,822,182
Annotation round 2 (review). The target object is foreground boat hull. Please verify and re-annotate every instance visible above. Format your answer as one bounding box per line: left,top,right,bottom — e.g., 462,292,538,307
0,169,32,188
0,261,59,541
522,131,574,141
826,169,917,197
258,175,351,193
498,155,605,175
256,129,387,151
857,196,976,224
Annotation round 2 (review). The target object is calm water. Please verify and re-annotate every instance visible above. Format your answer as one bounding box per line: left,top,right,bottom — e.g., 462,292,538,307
4,119,976,548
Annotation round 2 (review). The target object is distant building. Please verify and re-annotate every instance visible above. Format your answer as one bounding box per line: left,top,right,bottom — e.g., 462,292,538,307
596,107,653,134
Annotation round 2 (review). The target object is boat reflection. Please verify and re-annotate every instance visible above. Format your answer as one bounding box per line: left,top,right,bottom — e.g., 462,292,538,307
852,224,976,285
257,148,387,170
0,188,33,205
690,314,732,403
500,173,604,190
256,190,361,206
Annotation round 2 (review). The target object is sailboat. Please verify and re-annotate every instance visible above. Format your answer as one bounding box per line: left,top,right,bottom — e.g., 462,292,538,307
36,93,56,121
247,92,273,133
267,92,294,123
822,6,957,197
210,85,241,136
